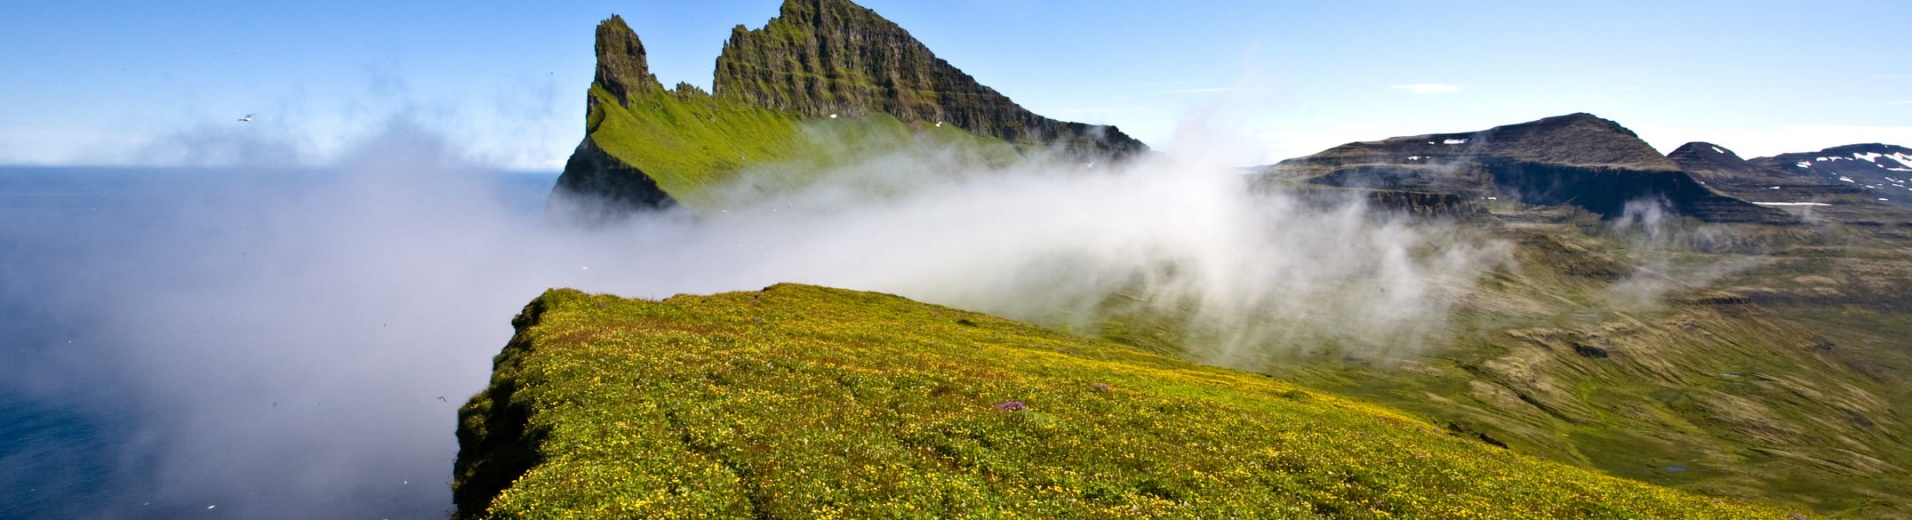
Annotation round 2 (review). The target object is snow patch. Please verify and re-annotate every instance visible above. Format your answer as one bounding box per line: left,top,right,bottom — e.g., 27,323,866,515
1887,153,1912,168
1753,202,1832,207
1855,152,1883,163
1796,161,1812,168
1443,138,1469,145
1711,146,1726,155
1840,176,1855,183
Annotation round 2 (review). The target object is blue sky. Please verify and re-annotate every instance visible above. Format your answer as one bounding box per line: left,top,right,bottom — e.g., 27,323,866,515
2,0,1907,168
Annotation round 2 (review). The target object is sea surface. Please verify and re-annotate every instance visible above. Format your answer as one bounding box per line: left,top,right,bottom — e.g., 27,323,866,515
0,166,556,519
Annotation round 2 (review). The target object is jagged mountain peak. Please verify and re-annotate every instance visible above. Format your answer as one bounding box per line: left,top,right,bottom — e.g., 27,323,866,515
712,0,1146,158
593,15,661,106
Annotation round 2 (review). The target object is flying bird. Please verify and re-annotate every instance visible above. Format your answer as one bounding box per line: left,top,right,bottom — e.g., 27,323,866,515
238,114,255,122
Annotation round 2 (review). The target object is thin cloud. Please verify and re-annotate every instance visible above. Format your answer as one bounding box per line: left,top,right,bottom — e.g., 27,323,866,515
1388,83,1461,95
1174,87,1235,94
1892,100,1912,105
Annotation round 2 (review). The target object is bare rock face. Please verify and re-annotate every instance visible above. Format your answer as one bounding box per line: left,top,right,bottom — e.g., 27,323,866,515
593,15,662,105
1261,113,1787,223
712,0,1147,159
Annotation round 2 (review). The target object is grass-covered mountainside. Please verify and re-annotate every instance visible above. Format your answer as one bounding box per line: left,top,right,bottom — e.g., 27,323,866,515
552,1,1143,215
454,285,1791,519
1256,113,1785,223
1224,122,1912,517
1224,217,1912,517
497,1,1912,517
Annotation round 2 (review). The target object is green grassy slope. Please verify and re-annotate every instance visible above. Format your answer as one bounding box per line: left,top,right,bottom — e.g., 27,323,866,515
454,284,1792,519
585,85,1019,211
1137,212,1912,518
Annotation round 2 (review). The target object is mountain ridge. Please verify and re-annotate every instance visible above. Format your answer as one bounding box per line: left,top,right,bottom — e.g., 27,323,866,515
713,0,1145,159
550,0,1145,215
1259,113,1789,223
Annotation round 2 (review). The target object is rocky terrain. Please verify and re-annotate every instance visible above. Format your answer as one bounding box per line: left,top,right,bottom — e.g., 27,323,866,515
551,1,1144,215
713,0,1145,159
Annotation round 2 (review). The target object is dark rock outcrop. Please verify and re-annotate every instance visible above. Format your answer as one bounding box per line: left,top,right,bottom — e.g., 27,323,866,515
593,14,662,105
550,136,675,217
1260,113,1787,223
712,0,1146,159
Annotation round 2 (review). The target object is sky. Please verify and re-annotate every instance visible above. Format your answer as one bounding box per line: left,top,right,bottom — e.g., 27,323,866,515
2,0,1908,169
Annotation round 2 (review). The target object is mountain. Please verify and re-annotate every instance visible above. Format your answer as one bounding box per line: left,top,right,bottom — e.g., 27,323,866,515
1749,144,1912,205
551,1,1145,215
1668,142,1852,194
452,285,1789,519
1259,113,1787,223
713,0,1145,158
1225,117,1912,517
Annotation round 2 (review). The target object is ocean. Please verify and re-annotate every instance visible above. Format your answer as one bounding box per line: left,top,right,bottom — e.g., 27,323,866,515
0,166,557,519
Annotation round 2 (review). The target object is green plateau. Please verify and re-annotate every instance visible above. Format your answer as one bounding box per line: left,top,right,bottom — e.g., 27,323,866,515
453,284,1789,519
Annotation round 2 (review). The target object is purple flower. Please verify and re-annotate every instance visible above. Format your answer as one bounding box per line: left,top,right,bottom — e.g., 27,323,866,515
1091,383,1112,393
994,401,1027,411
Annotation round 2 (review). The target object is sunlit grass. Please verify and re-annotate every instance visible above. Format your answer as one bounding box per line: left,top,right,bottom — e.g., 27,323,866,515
455,284,1790,519
586,86,1018,211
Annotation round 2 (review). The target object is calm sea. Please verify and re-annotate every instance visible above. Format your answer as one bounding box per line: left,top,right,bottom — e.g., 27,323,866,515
0,166,555,519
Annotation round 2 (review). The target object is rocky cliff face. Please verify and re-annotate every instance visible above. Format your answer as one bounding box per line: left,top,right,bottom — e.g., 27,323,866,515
549,15,675,214
711,0,1146,159
551,1,1150,215
593,14,662,106
1261,113,1786,223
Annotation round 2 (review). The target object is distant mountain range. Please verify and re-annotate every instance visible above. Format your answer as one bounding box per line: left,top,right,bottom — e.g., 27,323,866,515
1259,113,1912,225
1750,144,1912,202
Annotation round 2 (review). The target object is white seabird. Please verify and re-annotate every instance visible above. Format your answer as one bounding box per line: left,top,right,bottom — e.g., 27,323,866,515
239,114,255,122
